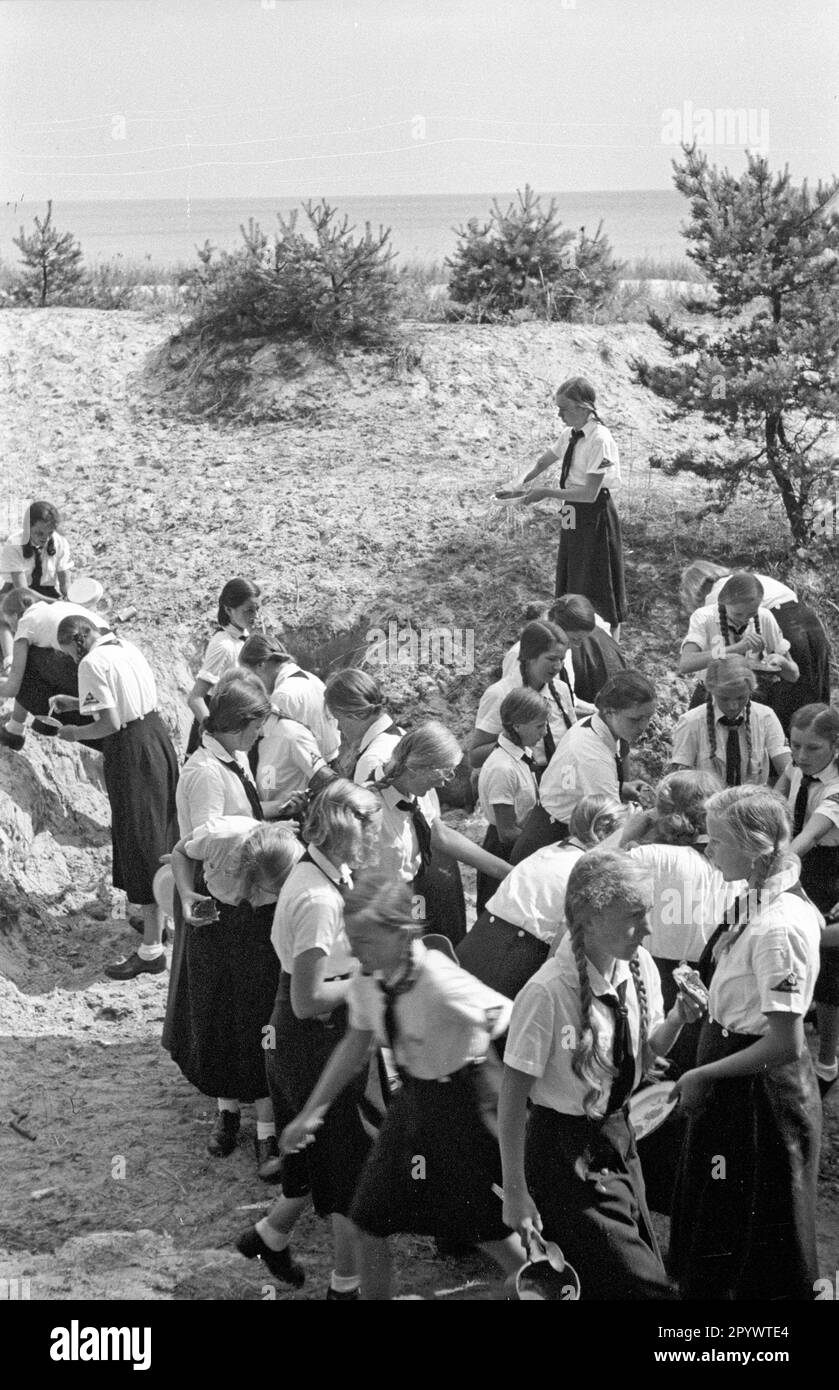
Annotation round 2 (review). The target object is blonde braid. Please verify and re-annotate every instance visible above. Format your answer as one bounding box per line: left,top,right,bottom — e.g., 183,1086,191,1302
705,693,717,763
744,699,754,780
568,915,617,1118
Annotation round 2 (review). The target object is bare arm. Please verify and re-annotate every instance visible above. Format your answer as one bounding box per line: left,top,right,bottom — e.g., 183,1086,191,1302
0,638,30,699
290,947,353,1020
56,568,70,599
58,707,120,742
518,447,560,485
791,810,837,858
469,727,498,770
498,1064,542,1244
280,1028,375,1152
671,1012,803,1111
432,819,511,879
187,676,213,725
492,803,520,848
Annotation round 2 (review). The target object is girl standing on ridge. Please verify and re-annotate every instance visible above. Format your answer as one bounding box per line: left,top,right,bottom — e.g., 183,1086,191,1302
513,378,626,639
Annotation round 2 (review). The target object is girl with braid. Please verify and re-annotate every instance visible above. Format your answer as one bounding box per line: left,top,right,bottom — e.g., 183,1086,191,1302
668,656,790,787
775,705,839,1095
679,570,799,710
323,669,403,784
470,620,575,775
370,722,511,948
513,378,626,638
668,786,822,1300
498,850,702,1299
680,561,830,734
474,687,547,914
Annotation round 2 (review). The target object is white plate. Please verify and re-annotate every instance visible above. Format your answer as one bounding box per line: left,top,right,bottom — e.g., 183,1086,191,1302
67,576,104,607
152,864,175,919
628,1081,678,1140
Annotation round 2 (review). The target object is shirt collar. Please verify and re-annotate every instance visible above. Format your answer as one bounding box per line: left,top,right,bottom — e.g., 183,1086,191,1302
221,622,248,641
589,712,618,754
201,733,247,769
807,764,839,787
358,711,394,754
307,842,353,889
554,933,631,999
498,732,531,760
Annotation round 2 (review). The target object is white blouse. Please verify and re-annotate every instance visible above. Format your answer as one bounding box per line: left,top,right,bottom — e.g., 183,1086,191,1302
707,865,822,1035
505,935,664,1117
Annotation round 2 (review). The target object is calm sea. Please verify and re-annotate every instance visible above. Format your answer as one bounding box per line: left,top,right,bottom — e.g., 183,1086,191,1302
0,189,690,271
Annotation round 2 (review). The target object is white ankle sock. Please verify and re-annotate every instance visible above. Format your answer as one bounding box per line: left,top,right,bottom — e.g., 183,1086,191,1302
330,1271,361,1293
815,1058,838,1081
6,718,26,735
137,942,164,960
217,1098,240,1114
256,1219,290,1252
256,1121,276,1140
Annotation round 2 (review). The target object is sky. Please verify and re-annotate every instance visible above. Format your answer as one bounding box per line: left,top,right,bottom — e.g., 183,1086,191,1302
1,0,837,203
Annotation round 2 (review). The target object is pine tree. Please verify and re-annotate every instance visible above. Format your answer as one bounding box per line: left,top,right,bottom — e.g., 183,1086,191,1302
633,147,839,546
12,201,85,306
446,186,617,321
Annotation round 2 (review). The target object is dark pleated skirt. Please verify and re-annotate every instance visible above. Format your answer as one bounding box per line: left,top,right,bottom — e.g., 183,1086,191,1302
413,850,467,947
554,490,627,627
768,600,832,735
509,804,568,865
265,973,371,1217
801,844,839,1006
457,910,549,1002
571,628,628,704
668,1020,821,1300
101,712,179,903
350,1068,508,1242
17,646,80,717
525,1104,676,1300
475,823,514,916
162,896,278,1102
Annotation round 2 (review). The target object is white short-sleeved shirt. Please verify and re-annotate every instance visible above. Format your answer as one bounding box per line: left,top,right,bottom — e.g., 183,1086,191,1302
505,935,664,1117
272,662,340,762
628,842,742,962
708,865,822,1035
353,713,404,785
196,625,246,685
537,713,621,824
475,672,575,767
708,574,797,612
785,765,839,848
372,778,440,882
177,734,259,837
484,840,584,943
183,814,303,908
478,734,539,827
77,635,158,726
549,420,620,491
255,710,326,803
0,530,72,587
681,603,791,660
669,700,789,785
271,844,356,979
348,941,512,1079
15,600,106,651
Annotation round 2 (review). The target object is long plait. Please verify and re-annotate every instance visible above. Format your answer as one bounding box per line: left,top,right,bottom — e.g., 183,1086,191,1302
717,601,730,647
705,693,717,763
568,915,617,1117
629,954,651,1072
744,699,753,779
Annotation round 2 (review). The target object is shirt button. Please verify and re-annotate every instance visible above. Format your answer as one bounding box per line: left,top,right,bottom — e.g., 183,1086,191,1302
722,1028,729,1038
517,930,525,938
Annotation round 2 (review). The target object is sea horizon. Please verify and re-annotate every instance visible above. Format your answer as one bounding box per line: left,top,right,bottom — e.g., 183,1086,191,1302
0,189,693,271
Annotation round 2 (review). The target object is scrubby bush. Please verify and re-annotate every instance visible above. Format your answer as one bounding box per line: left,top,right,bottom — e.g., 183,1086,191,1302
445,185,619,322
11,201,85,306
181,200,400,350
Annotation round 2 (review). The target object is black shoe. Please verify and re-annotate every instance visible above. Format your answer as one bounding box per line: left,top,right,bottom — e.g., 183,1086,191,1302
207,1109,240,1157
104,951,167,980
0,725,25,751
236,1227,305,1288
255,1136,284,1183
326,1285,360,1301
